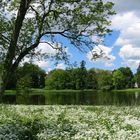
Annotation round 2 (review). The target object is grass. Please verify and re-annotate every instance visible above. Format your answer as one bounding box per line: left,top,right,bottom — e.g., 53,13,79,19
113,88,140,92
1,105,140,139
5,88,96,95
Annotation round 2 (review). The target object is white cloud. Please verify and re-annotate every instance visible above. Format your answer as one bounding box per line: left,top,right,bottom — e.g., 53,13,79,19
87,45,116,67
111,11,140,68
35,61,50,69
102,1,140,69
119,45,140,67
119,45,140,60
20,42,68,71
56,63,66,69
36,42,60,56
111,12,140,31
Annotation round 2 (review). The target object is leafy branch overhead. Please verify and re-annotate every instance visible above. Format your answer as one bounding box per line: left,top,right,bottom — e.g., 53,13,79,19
0,0,115,61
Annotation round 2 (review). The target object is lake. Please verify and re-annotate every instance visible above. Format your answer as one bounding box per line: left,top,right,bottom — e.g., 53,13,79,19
2,90,140,105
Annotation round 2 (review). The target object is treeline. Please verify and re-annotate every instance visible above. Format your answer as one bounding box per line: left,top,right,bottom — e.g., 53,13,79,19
46,61,139,90
4,61,140,91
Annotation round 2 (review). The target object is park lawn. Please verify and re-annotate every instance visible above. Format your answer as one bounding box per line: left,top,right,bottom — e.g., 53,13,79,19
0,105,140,139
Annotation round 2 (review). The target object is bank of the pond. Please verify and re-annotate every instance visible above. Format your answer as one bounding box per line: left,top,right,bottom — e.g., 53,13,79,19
5,88,140,95
0,105,140,140
5,89,96,95
113,88,140,92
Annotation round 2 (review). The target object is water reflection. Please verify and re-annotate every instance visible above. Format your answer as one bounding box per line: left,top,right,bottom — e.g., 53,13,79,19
45,91,140,106
1,91,140,105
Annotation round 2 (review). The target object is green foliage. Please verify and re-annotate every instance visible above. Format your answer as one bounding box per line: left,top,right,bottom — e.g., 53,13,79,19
112,67,134,90
136,73,140,88
16,75,32,95
118,67,134,88
5,62,46,90
46,61,88,90
46,65,134,90
96,70,113,90
46,69,68,90
112,70,125,90
18,63,46,88
75,60,88,90
87,69,98,89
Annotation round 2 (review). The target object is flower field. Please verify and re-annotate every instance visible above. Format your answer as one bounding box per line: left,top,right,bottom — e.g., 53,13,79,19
0,105,140,140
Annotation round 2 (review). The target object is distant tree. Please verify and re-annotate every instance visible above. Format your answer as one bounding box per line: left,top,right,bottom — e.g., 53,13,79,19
118,67,134,88
46,61,88,90
112,70,125,89
87,69,98,89
46,69,67,89
65,69,76,89
16,75,32,94
76,60,87,90
96,70,112,90
70,68,79,90
135,64,140,87
17,63,46,88
135,73,140,88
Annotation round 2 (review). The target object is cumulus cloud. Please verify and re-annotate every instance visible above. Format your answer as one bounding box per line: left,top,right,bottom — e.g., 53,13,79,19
56,63,66,69
104,0,140,68
87,45,116,67
35,61,50,69
111,12,140,31
36,42,62,56
111,11,140,67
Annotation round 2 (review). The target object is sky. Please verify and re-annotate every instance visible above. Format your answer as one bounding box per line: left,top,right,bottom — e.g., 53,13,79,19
33,0,140,73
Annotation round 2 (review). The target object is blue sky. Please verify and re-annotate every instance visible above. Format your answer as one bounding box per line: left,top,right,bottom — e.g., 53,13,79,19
33,0,140,73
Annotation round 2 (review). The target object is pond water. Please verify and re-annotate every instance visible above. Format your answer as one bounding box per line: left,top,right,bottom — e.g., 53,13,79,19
2,90,140,106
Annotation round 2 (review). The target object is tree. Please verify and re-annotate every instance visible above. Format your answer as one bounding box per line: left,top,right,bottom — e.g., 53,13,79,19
112,70,125,89
135,72,140,88
18,63,46,88
5,62,46,89
87,69,98,89
118,67,134,88
75,60,87,90
135,64,140,87
0,0,115,95
46,69,67,89
96,69,112,90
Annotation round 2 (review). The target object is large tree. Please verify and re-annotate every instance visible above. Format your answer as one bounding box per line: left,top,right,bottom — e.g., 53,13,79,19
0,0,115,95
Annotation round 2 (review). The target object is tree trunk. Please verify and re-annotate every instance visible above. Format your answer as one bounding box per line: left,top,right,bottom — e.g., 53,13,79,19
0,0,32,96
0,70,11,95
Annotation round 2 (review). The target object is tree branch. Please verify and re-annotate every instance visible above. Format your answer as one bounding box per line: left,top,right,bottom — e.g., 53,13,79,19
29,5,39,16
44,0,54,16
5,0,32,69
1,34,10,43
42,29,70,36
39,41,59,50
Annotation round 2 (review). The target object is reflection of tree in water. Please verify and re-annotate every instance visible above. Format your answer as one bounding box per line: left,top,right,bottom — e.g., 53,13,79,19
2,91,140,105
135,92,139,99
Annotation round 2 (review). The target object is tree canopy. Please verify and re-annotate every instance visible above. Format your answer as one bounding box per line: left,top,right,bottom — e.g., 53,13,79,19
0,0,115,94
